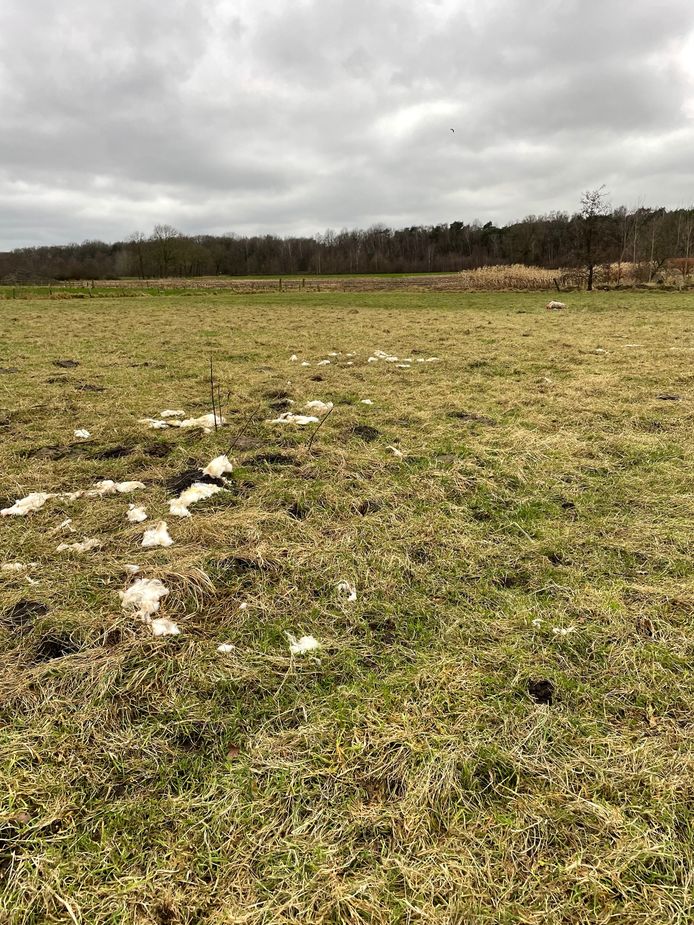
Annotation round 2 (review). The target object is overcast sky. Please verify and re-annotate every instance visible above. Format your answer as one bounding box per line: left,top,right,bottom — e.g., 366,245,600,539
1,0,693,250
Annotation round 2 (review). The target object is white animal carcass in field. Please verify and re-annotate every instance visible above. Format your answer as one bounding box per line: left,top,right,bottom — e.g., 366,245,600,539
545,300,566,311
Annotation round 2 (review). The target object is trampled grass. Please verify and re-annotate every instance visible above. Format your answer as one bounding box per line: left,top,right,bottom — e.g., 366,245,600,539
0,289,692,924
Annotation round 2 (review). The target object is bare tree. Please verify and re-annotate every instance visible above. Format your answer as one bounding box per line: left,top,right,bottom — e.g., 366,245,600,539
580,187,610,291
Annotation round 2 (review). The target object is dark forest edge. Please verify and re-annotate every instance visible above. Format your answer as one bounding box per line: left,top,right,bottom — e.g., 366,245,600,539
2,194,693,288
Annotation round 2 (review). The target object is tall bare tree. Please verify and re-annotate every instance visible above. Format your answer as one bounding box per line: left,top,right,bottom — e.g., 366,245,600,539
580,187,610,291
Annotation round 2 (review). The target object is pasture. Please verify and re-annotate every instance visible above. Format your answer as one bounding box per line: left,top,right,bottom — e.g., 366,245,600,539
1,289,692,924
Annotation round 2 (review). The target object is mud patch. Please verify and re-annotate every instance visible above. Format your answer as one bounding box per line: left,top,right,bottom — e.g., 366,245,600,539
528,678,554,705
2,600,48,630
34,632,81,662
656,394,682,401
354,499,381,516
287,500,309,520
244,452,296,468
53,359,80,368
351,424,381,442
76,383,105,392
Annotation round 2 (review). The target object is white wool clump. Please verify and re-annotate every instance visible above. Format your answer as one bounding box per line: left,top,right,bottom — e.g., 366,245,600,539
367,356,378,363
552,626,576,636
624,344,643,348
290,354,298,362
360,399,373,405
202,454,233,478
2,562,28,572
160,409,184,417
127,504,148,523
1,492,55,516
337,580,357,602
396,364,412,369
301,361,311,367
546,300,566,310
84,480,145,498
594,349,607,354
179,413,225,432
56,538,101,553
425,357,439,362
239,602,248,610
124,564,141,575
317,359,331,366
151,617,180,637
304,400,333,415
386,445,404,458
116,481,146,493
268,412,320,426
74,429,91,439
327,351,340,357
119,577,169,621
139,418,169,429
51,518,74,533
142,521,174,547
285,632,321,655
217,642,235,654
169,482,222,518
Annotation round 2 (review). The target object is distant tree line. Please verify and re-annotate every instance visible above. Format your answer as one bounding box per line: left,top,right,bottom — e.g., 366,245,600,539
1,202,693,283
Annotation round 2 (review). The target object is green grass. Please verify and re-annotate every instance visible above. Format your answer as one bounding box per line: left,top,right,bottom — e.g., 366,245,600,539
0,289,692,924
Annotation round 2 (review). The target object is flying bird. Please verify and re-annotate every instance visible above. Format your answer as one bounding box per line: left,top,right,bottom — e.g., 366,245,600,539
450,128,455,133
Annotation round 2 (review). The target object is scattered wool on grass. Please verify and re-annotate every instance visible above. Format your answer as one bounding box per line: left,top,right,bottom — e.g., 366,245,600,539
337,580,357,602
160,409,184,417
141,521,174,548
169,483,222,518
304,400,333,415
119,577,169,622
268,412,320,426
217,642,235,654
74,429,91,439
56,538,101,553
127,504,148,523
285,632,321,655
1,492,55,516
386,445,404,458
201,454,233,478
360,399,373,405
151,617,180,637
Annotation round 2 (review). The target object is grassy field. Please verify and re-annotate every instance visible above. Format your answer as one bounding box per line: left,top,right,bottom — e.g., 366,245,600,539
0,289,692,924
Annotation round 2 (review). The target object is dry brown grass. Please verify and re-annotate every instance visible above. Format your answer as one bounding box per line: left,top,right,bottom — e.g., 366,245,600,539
0,289,692,923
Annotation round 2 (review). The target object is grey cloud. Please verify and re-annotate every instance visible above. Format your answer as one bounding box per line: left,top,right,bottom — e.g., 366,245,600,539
0,0,693,250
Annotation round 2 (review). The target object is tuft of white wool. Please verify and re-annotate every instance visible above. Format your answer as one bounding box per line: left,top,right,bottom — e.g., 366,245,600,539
268,412,320,426
141,521,174,548
386,445,404,458
285,632,321,655
367,356,378,363
169,482,222,518
327,351,340,357
139,418,169,429
396,364,412,369
179,413,225,431
360,399,373,405
124,564,141,575
337,580,357,602
545,300,566,310
290,354,298,361
304,400,333,415
301,361,311,367
201,455,233,478
116,481,146,493
317,359,331,366
74,429,91,439
217,642,235,654
119,577,169,622
425,357,439,362
56,537,101,553
51,518,74,533
160,409,184,417
2,562,28,572
150,617,180,637
127,504,148,523
1,492,55,516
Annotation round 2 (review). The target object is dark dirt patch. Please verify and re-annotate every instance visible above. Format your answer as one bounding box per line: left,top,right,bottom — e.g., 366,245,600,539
268,398,293,412
75,383,105,392
46,376,69,384
447,410,496,425
53,359,79,368
351,424,381,442
528,678,554,706
409,546,430,564
468,359,490,370
143,441,174,458
19,443,88,459
89,443,134,460
656,394,682,401
165,469,226,495
34,632,81,662
354,498,381,516
263,387,293,401
310,375,324,382
2,600,48,630
0,367,19,374
216,556,279,575
364,612,398,644
244,452,296,468
287,500,309,520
